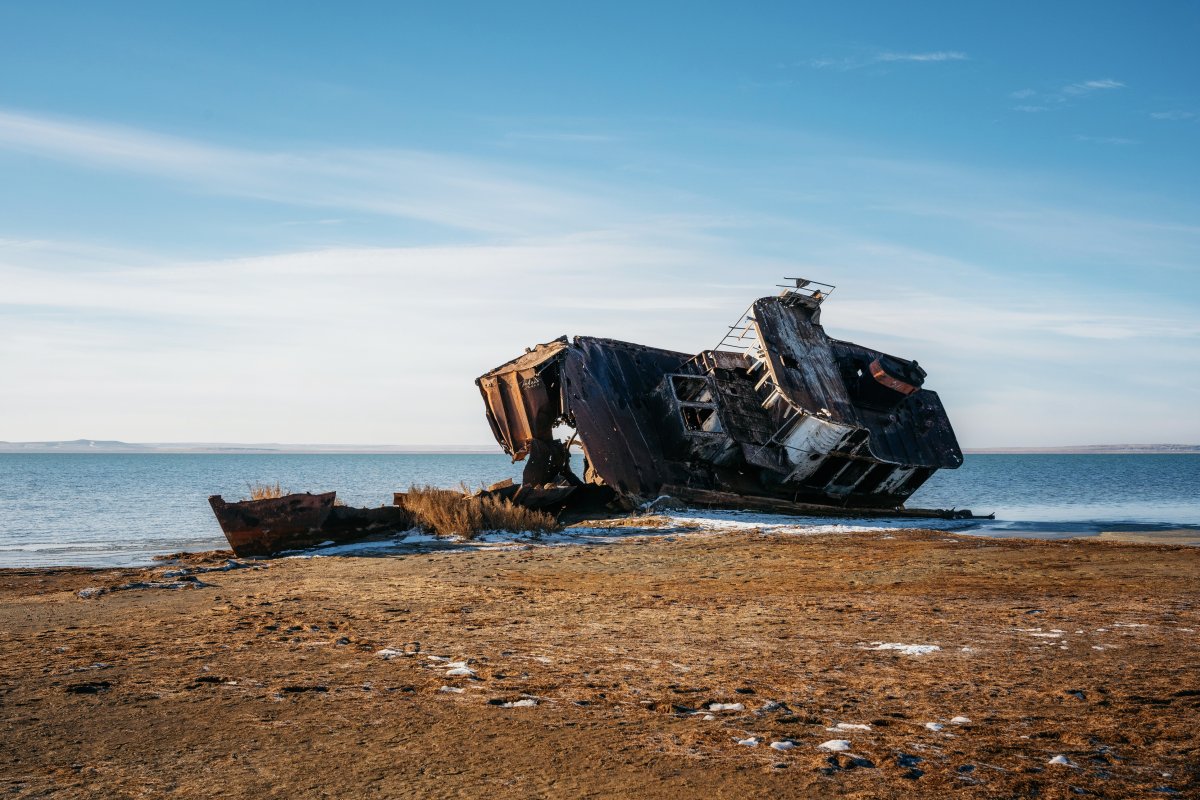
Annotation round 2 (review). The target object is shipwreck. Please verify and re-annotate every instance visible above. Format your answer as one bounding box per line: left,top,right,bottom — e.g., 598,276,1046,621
210,279,981,557
476,279,973,519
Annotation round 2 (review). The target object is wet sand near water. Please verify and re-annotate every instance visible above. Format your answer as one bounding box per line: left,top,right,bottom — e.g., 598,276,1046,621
1,528,1197,798
1089,529,1200,545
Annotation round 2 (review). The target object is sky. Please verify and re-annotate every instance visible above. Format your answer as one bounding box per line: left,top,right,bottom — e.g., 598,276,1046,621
1,1,1198,448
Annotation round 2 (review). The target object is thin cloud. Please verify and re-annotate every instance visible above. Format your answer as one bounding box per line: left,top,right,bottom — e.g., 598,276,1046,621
876,51,967,63
1151,110,1196,121
806,50,967,70
1008,79,1125,112
1062,78,1124,95
0,107,610,237
1075,134,1138,145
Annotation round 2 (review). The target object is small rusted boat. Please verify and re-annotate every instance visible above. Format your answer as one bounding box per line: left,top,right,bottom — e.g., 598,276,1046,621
208,492,411,557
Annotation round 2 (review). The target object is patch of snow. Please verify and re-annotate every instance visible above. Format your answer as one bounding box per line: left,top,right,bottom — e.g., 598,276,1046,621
736,737,759,746
501,698,537,708
438,686,464,694
1029,632,1063,638
817,740,852,752
445,667,476,677
924,722,945,731
770,740,796,751
427,655,450,662
664,508,974,536
950,716,971,725
867,642,941,655
1048,755,1074,766
709,702,745,712
832,723,871,731
1113,623,1148,628
375,648,404,660
702,714,716,721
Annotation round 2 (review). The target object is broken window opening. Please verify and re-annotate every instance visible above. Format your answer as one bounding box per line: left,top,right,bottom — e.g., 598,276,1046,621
670,375,714,404
681,405,723,434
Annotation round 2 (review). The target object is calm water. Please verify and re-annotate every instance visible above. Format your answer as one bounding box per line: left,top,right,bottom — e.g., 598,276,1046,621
0,453,1197,567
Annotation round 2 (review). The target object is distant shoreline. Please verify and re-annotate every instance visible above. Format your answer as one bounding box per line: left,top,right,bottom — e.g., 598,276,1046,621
1,440,1198,455
0,440,504,455
963,445,1200,455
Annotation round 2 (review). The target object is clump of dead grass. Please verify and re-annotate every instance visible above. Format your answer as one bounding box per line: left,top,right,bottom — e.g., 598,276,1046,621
400,485,560,540
246,481,287,501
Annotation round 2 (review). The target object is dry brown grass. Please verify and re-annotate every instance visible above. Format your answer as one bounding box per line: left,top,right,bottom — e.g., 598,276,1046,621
246,481,286,501
400,485,560,539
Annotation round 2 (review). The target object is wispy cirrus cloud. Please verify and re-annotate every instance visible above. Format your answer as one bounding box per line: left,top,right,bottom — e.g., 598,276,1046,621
1074,134,1138,145
1151,110,1196,121
1008,78,1125,113
806,50,967,71
1062,78,1124,95
876,51,967,63
0,107,613,237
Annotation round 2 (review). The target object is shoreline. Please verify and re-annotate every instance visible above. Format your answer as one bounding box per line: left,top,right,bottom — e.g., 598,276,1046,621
4,513,1200,571
1,527,1198,797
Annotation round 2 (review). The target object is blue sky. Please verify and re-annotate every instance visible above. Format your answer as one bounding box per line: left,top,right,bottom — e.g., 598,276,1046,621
1,1,1197,446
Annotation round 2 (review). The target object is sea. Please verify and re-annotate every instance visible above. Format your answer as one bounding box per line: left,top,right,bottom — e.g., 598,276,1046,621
1,453,1198,568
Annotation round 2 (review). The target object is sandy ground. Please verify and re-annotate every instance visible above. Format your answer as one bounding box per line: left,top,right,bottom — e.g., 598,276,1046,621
1,525,1198,799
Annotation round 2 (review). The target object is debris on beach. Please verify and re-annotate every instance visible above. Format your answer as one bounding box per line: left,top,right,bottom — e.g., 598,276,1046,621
208,491,411,557
206,280,988,556
78,574,213,599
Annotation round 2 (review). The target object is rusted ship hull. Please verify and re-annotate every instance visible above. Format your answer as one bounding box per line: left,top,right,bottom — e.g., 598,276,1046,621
208,492,411,557
476,280,982,519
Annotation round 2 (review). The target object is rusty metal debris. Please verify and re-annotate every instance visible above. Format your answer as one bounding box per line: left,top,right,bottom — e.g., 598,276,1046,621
477,279,981,520
208,279,983,556
208,492,411,557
